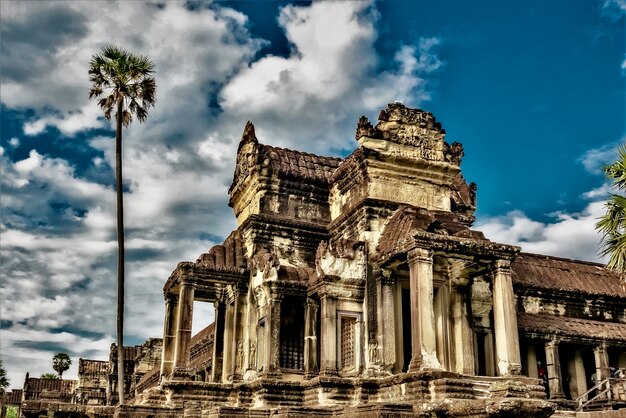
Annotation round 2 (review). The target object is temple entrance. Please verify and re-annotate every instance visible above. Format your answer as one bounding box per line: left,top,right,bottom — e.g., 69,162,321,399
280,296,305,371
401,287,412,372
474,330,495,376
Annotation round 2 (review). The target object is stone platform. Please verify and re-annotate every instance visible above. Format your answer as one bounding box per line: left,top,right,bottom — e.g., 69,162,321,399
21,371,551,418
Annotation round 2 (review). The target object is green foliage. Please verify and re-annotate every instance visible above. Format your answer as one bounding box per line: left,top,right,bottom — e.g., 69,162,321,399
597,144,626,275
6,405,19,418
40,373,59,379
88,45,156,125
52,352,71,379
0,359,8,393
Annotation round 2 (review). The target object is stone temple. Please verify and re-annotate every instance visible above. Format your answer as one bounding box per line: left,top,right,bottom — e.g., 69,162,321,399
15,104,626,417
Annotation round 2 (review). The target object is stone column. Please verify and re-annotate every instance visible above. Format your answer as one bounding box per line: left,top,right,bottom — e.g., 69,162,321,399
264,296,282,378
492,259,521,376
210,301,225,382
568,350,588,400
527,345,538,379
545,340,565,399
379,271,396,372
484,332,496,376
174,283,195,368
304,298,319,378
222,302,234,379
320,294,338,376
230,289,245,382
408,248,441,371
451,286,474,375
594,343,610,399
160,294,179,378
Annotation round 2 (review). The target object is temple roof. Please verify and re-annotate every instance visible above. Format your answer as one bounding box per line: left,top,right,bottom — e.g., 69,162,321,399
257,143,341,184
78,358,108,375
189,322,215,369
518,312,626,343
511,253,626,298
375,205,486,262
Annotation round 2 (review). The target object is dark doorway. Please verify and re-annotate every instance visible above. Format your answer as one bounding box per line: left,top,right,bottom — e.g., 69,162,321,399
401,287,412,372
280,296,305,371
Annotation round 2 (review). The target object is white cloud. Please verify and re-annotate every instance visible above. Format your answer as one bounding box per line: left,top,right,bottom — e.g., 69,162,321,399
579,142,620,174
219,1,442,153
0,0,445,388
476,201,606,263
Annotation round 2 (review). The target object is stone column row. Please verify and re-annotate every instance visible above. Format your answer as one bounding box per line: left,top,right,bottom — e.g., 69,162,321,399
304,299,319,378
160,282,195,378
492,260,521,376
407,248,441,371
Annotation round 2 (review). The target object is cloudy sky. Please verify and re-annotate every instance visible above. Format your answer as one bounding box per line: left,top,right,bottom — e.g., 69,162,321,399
0,0,624,388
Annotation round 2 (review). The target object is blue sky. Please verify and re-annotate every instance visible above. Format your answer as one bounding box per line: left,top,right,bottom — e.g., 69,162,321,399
0,0,624,388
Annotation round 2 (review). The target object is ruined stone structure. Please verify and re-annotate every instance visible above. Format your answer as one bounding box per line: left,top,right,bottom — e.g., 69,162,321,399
16,104,626,417
122,104,625,417
19,339,162,415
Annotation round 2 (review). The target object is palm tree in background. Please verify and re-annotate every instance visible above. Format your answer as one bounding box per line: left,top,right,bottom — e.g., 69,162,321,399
88,45,156,405
52,353,71,379
596,145,626,280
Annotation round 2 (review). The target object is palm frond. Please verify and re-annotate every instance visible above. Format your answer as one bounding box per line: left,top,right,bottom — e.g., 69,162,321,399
89,45,156,125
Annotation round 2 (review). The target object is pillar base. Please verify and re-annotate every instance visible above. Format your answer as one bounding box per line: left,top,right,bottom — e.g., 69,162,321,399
259,369,282,379
408,357,422,373
319,368,339,377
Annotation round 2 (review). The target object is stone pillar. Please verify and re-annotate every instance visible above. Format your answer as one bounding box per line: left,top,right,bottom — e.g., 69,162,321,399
379,272,396,372
569,350,588,400
492,259,521,376
451,286,474,375
320,294,338,375
264,296,282,378
484,332,496,376
594,343,610,399
160,294,179,378
304,298,319,378
222,302,234,379
408,248,441,371
230,289,245,382
210,301,225,382
173,283,194,369
545,340,565,399
527,344,538,379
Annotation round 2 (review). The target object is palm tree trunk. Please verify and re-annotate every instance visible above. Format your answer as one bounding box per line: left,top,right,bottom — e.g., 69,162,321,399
115,97,125,406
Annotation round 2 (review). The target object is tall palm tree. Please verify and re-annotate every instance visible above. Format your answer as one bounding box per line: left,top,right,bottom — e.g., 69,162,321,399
88,45,156,405
596,145,626,278
52,352,71,379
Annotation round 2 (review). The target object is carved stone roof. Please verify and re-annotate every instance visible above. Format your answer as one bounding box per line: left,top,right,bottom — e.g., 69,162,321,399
135,365,160,394
258,143,341,184
195,230,247,270
511,253,626,298
78,359,108,375
189,322,215,369
229,121,341,198
518,313,626,343
24,378,77,401
7,389,22,405
375,205,485,261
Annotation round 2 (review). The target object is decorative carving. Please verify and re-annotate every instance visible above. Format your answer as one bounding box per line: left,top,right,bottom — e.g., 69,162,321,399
249,342,257,369
236,341,244,371
368,339,380,365
362,103,446,157
444,141,464,166
355,116,377,140
469,182,477,207
250,248,280,279
315,240,366,280
471,277,493,318
253,286,267,308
